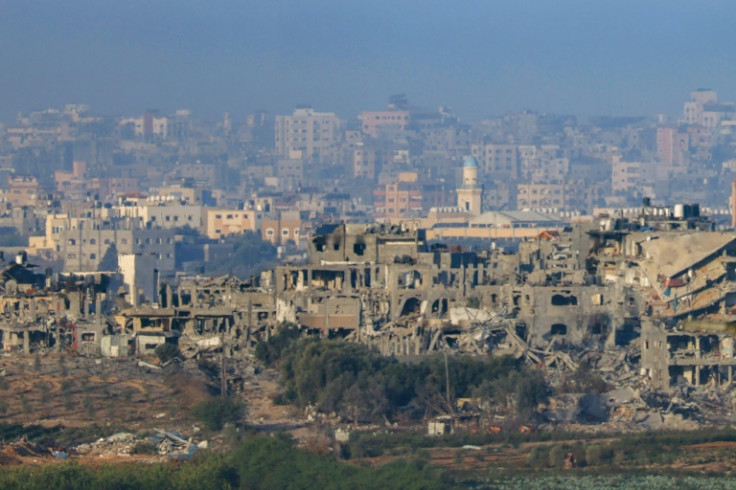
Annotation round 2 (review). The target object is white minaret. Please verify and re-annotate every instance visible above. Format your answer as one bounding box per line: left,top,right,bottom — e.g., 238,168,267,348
457,156,483,216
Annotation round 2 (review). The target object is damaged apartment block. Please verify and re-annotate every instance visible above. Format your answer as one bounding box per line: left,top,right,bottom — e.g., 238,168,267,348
6,202,736,400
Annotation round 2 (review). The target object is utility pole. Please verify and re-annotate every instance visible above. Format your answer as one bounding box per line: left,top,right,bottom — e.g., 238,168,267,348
444,350,453,415
220,329,227,398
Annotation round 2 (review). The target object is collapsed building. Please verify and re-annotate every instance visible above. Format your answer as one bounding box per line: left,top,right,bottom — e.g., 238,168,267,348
4,202,736,399
0,251,116,355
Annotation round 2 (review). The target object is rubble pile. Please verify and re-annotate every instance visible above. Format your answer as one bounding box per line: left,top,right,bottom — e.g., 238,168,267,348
73,429,207,460
0,429,207,464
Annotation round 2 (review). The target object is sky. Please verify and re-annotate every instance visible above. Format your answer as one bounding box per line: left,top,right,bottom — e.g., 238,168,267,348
0,0,734,123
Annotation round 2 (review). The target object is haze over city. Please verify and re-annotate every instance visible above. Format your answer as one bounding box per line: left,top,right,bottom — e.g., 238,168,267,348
2,0,735,121
4,1,736,487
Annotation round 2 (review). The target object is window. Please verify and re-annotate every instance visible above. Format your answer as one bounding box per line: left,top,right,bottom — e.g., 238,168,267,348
121,239,128,245
266,228,274,236
68,239,76,245
90,253,96,260
282,229,289,236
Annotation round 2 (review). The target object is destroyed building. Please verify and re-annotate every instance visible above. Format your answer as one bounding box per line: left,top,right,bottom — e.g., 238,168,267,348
5,202,736,401
0,252,117,355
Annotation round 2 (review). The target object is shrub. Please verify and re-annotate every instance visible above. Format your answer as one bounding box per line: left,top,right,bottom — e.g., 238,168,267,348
154,343,181,364
548,444,565,467
191,397,246,431
527,446,548,468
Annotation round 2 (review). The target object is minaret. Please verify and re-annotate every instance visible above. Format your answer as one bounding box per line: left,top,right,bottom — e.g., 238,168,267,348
457,156,483,216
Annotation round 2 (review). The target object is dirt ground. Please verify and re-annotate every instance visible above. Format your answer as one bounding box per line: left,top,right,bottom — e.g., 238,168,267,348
0,353,213,431
0,351,309,432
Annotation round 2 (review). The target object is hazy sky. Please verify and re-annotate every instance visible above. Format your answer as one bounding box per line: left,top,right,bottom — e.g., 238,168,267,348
1,0,734,122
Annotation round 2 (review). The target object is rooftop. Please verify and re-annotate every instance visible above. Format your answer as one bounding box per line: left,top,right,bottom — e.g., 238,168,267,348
636,232,736,278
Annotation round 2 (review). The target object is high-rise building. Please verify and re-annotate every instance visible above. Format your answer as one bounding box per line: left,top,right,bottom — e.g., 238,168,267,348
274,107,342,161
353,142,376,179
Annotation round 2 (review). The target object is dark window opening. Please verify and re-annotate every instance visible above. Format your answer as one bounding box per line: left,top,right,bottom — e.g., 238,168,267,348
550,323,567,336
551,294,578,306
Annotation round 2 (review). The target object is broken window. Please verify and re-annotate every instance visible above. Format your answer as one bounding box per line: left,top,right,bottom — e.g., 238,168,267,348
515,323,528,340
551,294,578,306
400,297,421,316
353,243,366,256
550,324,567,336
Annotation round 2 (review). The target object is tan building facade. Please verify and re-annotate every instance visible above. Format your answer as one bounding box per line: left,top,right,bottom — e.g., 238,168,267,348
204,209,261,239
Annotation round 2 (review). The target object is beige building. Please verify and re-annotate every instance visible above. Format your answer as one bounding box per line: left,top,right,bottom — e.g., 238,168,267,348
114,199,203,230
359,109,410,138
353,142,376,179
261,212,307,246
205,209,261,239
275,108,342,161
683,89,717,126
0,176,41,207
516,183,565,210
119,113,168,139
119,253,157,306
471,143,518,178
611,156,656,194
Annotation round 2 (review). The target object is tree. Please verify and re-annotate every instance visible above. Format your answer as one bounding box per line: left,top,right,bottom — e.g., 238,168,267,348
154,343,181,364
203,232,277,279
191,397,246,431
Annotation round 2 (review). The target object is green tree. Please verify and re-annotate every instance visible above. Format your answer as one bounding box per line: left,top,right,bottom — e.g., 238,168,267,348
191,397,246,431
203,232,277,280
548,444,565,468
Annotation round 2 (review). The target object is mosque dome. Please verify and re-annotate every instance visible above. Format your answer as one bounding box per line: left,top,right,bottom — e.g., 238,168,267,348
462,156,479,168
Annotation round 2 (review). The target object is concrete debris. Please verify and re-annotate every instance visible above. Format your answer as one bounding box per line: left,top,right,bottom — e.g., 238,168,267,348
72,429,203,459
5,215,736,432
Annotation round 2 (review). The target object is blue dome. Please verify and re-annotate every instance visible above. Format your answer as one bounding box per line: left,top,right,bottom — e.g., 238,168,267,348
463,156,479,168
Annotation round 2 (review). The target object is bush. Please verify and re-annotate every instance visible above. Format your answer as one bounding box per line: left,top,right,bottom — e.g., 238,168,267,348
548,444,565,468
154,343,181,364
191,397,246,431
255,324,300,367
527,446,548,468
276,338,539,422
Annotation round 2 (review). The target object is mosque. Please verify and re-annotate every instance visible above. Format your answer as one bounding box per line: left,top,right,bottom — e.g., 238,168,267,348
456,155,483,216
